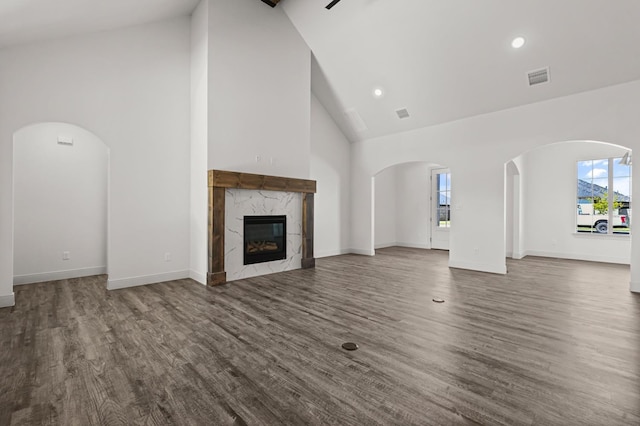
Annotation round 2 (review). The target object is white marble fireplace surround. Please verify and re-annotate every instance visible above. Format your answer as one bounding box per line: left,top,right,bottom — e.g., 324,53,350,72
225,188,302,281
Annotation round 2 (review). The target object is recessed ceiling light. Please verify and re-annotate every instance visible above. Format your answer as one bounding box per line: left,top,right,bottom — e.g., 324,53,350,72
373,87,384,98
511,36,525,49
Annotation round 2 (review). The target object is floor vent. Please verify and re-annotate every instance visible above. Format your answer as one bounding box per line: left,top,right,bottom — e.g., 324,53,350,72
528,67,550,86
341,342,359,351
396,108,410,119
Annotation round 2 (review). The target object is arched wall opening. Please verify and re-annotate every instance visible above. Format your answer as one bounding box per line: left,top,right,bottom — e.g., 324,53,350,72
373,161,445,252
348,80,640,289
506,140,632,265
12,122,110,285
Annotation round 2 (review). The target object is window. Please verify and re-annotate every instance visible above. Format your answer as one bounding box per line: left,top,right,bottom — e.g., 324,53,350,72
577,157,631,234
436,172,451,228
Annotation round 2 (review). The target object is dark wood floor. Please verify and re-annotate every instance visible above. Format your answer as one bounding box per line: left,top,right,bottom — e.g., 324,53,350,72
1,248,639,425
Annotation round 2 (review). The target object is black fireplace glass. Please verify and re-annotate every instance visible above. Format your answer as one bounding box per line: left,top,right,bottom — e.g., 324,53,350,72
243,215,287,265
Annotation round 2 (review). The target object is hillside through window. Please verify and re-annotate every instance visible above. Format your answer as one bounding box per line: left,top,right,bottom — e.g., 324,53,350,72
577,158,631,235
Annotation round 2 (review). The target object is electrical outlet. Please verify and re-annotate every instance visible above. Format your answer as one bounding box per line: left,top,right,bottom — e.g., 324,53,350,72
63,251,70,260
255,155,262,163
164,252,171,262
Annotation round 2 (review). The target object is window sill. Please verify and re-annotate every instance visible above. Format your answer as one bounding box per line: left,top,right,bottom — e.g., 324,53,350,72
572,232,631,240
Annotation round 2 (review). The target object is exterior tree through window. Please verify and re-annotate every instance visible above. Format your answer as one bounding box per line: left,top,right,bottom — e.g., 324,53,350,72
577,158,631,234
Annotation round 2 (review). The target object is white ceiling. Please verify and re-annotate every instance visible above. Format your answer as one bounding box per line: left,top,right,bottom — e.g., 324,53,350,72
2,0,640,143
0,0,200,48
283,0,640,142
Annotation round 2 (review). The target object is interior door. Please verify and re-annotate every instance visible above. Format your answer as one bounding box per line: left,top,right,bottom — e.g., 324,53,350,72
431,168,451,250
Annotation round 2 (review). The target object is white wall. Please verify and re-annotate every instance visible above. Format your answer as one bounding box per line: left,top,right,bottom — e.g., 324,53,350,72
13,123,108,284
0,17,192,302
374,166,397,249
395,162,432,249
505,161,518,258
373,162,434,250
350,80,640,288
207,0,311,179
189,0,209,285
512,156,525,258
520,141,630,264
310,93,351,258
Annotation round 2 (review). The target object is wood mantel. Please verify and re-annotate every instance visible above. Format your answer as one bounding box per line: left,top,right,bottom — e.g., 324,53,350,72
207,170,317,286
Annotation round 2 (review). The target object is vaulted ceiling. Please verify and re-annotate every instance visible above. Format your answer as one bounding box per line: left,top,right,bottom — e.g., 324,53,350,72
2,0,640,143
282,0,640,142
0,0,200,49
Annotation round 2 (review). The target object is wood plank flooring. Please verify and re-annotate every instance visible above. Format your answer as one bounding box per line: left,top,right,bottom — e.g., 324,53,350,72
1,247,639,425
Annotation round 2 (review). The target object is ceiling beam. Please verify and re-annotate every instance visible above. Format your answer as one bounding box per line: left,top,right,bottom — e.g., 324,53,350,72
261,0,281,7
326,0,342,9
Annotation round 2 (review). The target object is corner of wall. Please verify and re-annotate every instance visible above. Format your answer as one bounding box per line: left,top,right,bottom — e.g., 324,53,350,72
0,292,15,308
448,259,507,275
315,248,351,258
374,242,397,249
189,270,207,285
511,251,527,260
107,270,190,291
349,248,375,256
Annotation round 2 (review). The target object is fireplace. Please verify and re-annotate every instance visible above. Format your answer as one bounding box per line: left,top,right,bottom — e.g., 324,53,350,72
208,170,316,286
244,215,287,265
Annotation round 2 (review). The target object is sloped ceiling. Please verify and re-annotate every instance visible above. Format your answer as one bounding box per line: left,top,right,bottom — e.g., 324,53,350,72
0,0,200,48
281,0,640,142
2,0,640,144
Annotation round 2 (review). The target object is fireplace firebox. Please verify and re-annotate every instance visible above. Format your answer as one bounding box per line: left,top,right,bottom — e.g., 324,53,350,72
244,215,287,265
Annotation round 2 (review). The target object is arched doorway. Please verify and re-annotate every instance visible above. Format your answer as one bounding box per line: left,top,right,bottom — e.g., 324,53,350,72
373,161,448,253
13,122,110,285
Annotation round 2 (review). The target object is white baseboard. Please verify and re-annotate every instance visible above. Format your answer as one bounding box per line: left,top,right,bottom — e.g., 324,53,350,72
374,242,396,249
374,242,431,250
448,260,507,275
315,248,351,258
107,270,189,290
349,248,375,256
512,251,527,260
396,242,430,249
189,269,207,285
13,266,107,286
524,250,629,265
0,292,15,308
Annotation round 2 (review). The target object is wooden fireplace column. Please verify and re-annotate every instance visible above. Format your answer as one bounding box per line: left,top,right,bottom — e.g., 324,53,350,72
207,170,317,286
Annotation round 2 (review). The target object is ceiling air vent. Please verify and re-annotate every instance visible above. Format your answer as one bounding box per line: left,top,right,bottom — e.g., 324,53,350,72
396,108,410,119
527,67,550,86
